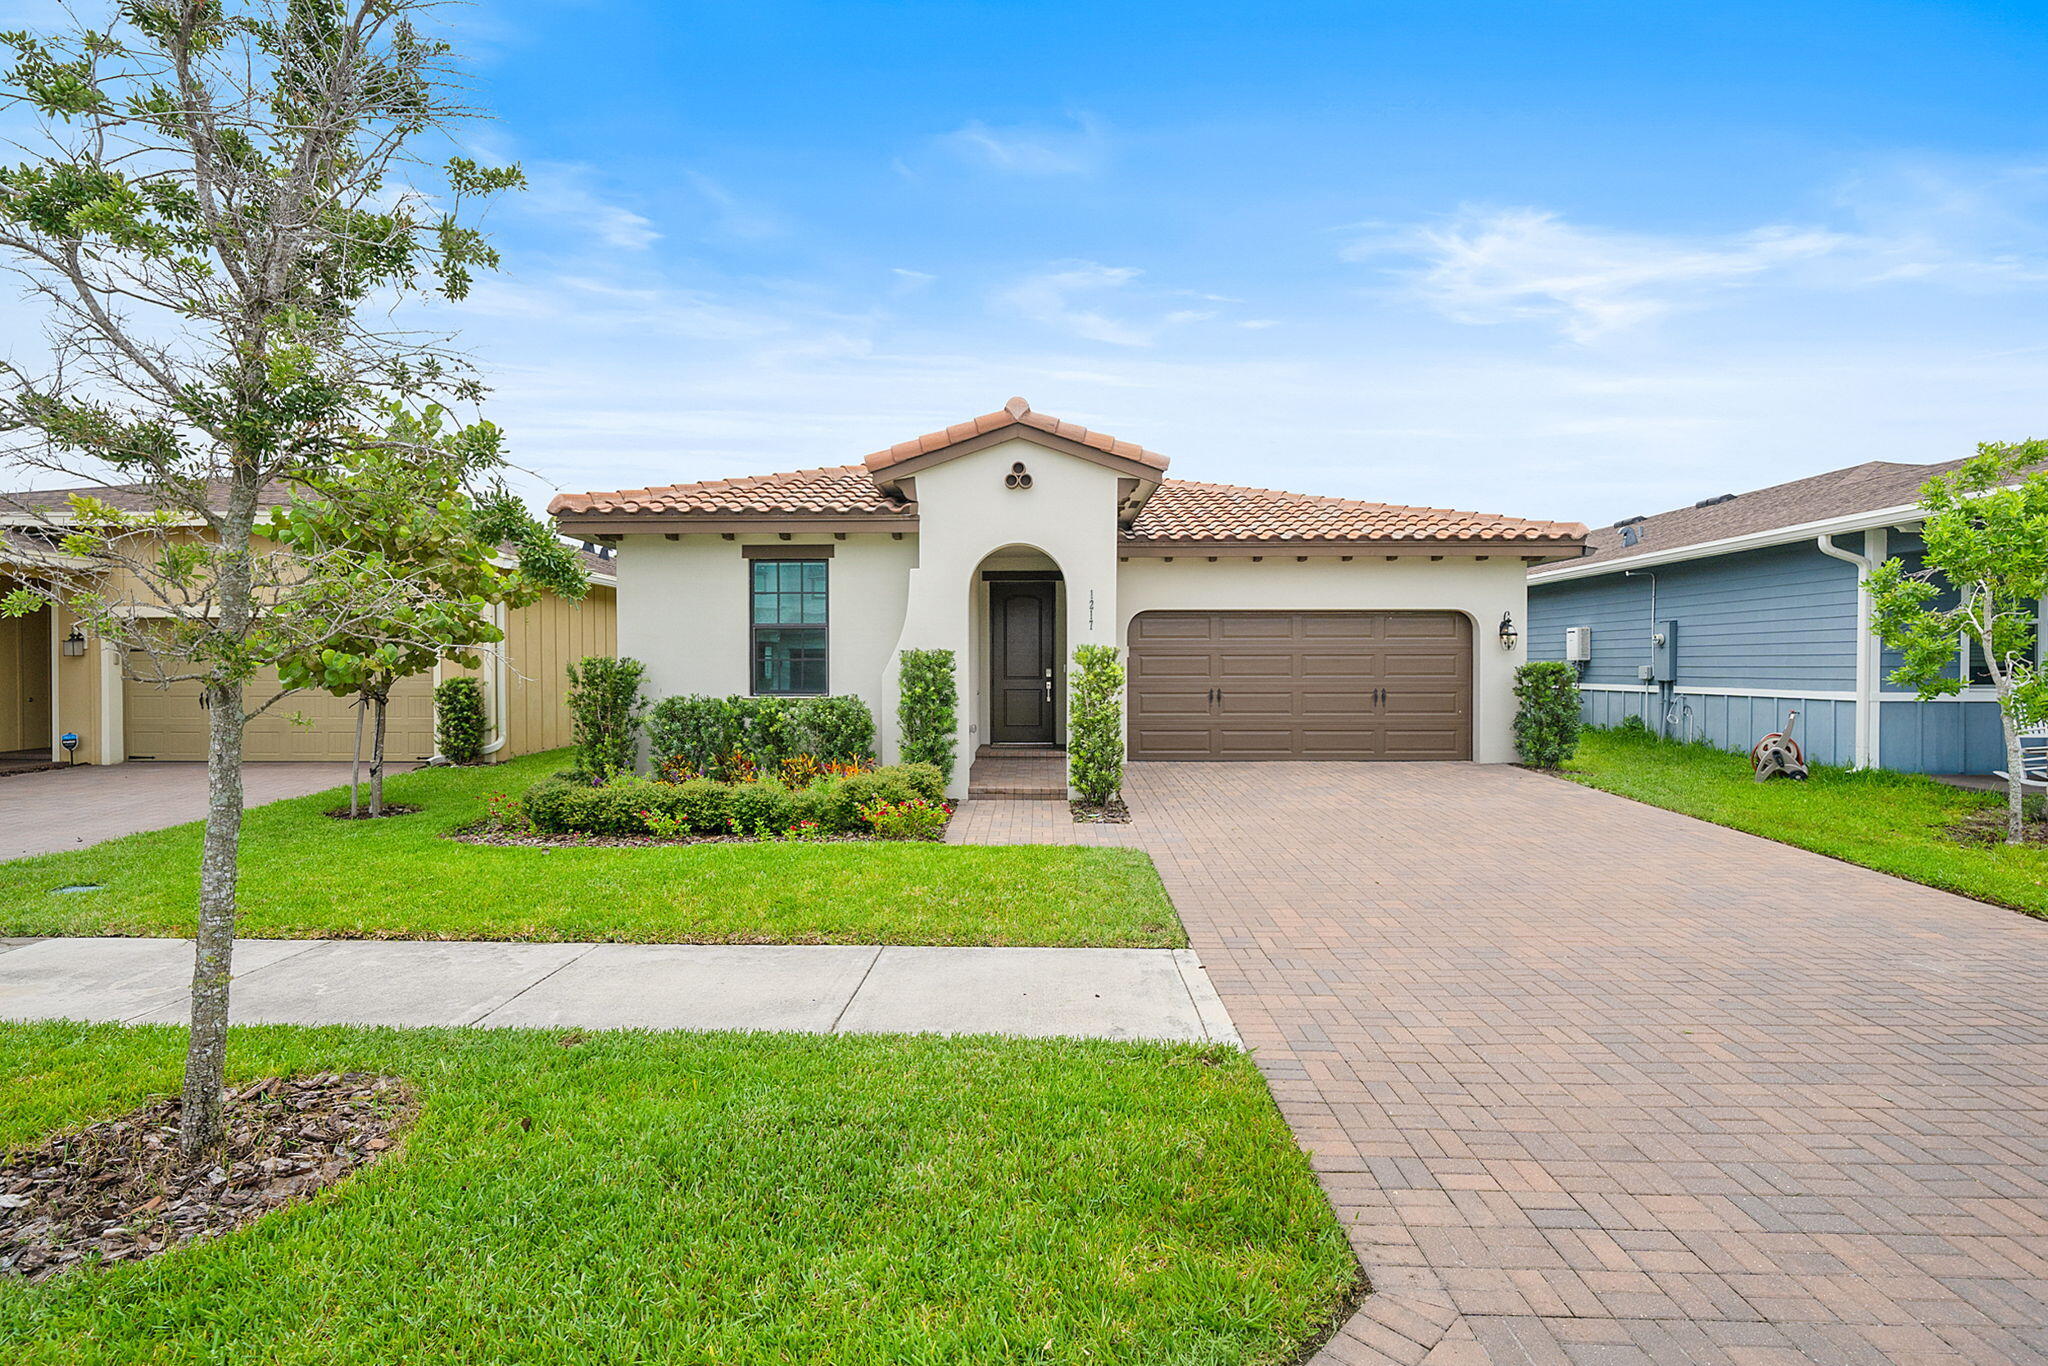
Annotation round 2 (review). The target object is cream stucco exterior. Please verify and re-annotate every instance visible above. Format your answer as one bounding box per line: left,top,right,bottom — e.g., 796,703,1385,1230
606,432,1545,793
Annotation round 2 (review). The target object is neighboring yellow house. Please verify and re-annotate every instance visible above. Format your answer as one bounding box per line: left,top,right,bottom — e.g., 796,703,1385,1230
0,481,615,766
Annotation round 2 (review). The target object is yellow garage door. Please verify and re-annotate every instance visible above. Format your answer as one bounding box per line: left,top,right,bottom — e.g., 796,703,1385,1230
123,656,435,762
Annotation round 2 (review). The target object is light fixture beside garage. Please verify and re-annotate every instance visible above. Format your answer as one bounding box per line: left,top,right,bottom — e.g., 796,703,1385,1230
61,629,86,657
1498,613,1519,651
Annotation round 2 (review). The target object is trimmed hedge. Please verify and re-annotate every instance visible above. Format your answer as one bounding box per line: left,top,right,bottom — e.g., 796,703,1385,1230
1068,645,1125,804
1513,660,1583,768
433,677,487,765
646,694,877,776
521,762,946,838
897,649,957,781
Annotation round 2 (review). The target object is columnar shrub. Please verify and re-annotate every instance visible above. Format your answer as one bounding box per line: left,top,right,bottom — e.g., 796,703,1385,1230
565,656,648,782
433,677,487,765
1068,645,1126,804
1512,660,1583,768
896,649,958,782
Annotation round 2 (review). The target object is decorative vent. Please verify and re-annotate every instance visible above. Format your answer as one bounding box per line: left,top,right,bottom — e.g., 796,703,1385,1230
1004,461,1033,490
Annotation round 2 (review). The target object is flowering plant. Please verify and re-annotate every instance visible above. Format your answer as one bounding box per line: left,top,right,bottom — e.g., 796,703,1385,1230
858,796,951,841
483,791,531,834
641,808,690,838
782,819,830,842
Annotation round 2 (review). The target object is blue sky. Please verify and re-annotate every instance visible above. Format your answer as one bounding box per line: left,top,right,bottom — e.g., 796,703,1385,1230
13,0,2048,527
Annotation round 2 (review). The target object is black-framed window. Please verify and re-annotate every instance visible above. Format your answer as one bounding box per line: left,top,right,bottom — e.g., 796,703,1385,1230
751,559,828,695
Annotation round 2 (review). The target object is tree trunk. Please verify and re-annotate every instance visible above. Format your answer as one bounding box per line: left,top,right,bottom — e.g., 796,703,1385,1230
1998,688,2027,846
351,695,364,818
369,689,388,817
180,678,246,1156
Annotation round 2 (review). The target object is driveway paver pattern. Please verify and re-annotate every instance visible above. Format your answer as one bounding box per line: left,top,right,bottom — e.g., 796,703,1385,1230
951,762,2048,1366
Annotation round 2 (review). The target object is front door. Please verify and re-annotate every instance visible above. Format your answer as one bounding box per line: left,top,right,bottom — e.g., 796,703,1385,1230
989,580,1057,744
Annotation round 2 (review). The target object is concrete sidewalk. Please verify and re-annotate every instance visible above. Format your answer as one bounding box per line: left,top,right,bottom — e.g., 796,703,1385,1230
0,937,1238,1044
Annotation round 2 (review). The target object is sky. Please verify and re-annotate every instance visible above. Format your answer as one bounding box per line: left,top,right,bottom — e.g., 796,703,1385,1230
7,0,2048,529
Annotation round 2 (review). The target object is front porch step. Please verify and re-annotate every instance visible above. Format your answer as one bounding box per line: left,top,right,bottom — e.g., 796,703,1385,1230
968,786,1067,802
975,744,1066,759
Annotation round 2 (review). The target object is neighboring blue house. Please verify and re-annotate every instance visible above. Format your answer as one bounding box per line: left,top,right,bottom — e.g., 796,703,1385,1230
1527,458,2042,775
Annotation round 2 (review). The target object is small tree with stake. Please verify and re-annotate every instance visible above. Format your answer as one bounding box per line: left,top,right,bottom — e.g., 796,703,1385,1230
1867,441,2048,845
270,406,587,816
0,1,522,1155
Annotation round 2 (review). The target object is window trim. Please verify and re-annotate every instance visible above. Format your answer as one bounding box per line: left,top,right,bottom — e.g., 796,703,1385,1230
749,557,829,697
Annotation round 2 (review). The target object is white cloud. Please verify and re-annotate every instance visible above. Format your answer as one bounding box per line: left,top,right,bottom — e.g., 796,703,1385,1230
997,262,1155,346
934,114,1107,176
684,172,789,243
519,164,660,251
890,267,937,292
1351,207,1849,341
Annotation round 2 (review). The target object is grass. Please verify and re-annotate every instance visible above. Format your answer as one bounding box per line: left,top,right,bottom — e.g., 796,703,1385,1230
0,751,1183,948
1563,726,2048,919
0,749,1187,950
0,1021,1357,1365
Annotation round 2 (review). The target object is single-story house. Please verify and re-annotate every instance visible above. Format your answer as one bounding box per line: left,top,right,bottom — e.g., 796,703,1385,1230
1526,457,2044,775
0,480,617,766
550,397,1587,794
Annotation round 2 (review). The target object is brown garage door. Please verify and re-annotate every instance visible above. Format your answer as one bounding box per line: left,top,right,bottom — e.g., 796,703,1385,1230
1128,611,1472,760
124,658,434,762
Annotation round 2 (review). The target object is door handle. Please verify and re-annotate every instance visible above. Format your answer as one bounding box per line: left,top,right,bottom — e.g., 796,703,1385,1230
1043,668,1053,702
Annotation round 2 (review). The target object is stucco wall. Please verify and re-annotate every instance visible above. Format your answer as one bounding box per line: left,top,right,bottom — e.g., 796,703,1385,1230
614,532,917,755
1116,555,1530,763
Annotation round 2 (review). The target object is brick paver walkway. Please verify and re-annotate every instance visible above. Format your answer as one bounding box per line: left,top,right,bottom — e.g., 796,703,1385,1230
952,763,2048,1365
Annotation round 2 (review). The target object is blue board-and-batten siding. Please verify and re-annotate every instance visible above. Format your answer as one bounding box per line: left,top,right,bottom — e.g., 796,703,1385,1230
1527,539,1861,692
1530,532,2034,775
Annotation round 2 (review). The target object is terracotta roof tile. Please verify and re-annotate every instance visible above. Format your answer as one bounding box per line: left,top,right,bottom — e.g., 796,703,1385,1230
547,465,908,519
1127,480,1587,546
863,396,1170,474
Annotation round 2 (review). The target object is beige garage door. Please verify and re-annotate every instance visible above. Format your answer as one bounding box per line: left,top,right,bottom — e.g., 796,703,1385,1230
1128,611,1472,760
123,658,435,762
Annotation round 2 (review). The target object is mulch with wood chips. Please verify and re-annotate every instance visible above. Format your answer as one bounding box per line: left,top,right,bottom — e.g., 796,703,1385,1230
1,1071,411,1281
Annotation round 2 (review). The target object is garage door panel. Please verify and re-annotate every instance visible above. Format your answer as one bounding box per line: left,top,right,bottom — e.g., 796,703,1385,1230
1128,610,1469,761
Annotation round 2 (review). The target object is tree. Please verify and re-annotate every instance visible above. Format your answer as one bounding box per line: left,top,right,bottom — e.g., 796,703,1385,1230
0,1,522,1154
1866,441,2048,845
270,405,587,816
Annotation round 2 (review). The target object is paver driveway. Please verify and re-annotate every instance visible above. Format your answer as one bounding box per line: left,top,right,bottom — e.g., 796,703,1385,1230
953,764,2048,1365
0,762,406,861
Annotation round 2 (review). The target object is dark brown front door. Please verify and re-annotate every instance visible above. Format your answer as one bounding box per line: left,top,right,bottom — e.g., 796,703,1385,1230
989,580,1057,744
1126,610,1472,760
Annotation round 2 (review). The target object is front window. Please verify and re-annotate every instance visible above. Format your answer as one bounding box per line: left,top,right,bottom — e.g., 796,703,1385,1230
751,559,828,695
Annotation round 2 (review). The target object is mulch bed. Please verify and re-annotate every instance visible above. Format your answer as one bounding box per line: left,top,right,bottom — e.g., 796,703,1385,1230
1,1072,412,1282
323,803,423,820
1070,798,1132,824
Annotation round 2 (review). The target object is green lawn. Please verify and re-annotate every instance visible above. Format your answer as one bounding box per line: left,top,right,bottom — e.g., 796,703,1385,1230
0,752,1183,947
1564,726,2048,918
0,1021,1356,1365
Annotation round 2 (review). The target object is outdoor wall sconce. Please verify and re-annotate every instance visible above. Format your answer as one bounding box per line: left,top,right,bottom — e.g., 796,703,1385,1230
1498,613,1519,651
61,629,86,657
1004,461,1033,490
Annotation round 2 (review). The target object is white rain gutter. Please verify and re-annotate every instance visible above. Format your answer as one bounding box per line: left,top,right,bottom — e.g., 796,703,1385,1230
1815,531,1883,769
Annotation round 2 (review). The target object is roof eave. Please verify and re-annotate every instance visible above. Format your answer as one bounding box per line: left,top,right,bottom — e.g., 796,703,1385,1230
1528,501,1929,582
552,512,919,537
1119,536,1587,559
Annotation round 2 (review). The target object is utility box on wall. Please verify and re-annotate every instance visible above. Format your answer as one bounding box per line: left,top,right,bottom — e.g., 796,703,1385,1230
1651,619,1678,682
1564,626,1592,662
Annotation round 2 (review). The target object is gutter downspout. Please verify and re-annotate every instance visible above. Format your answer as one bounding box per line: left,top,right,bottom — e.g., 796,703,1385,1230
1816,532,1880,769
480,601,510,757
1622,569,1661,733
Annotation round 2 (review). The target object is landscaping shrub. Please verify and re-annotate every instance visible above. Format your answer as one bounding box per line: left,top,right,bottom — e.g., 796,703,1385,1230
520,778,579,833
725,781,797,836
669,778,732,833
433,677,487,765
646,694,877,774
1513,661,1583,768
1068,645,1125,804
1616,712,1651,736
860,797,951,841
565,656,648,782
886,761,946,804
897,648,957,782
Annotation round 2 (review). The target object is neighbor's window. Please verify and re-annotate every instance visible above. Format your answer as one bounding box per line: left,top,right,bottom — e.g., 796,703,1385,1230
751,559,828,695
